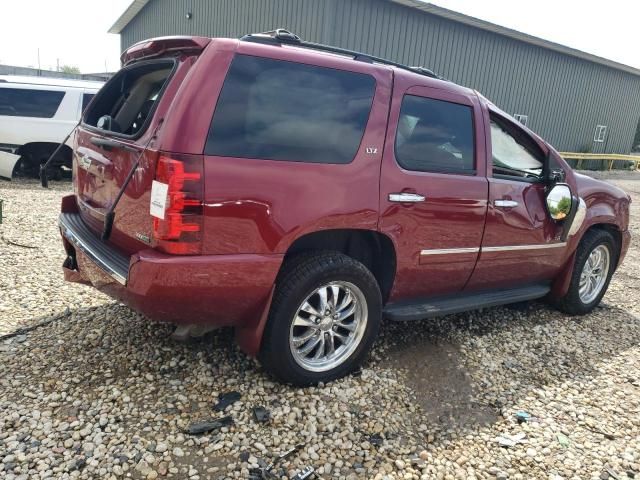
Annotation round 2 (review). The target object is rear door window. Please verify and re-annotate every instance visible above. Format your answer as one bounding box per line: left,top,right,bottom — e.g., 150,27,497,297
83,60,174,138
0,88,65,118
395,95,475,174
205,55,376,164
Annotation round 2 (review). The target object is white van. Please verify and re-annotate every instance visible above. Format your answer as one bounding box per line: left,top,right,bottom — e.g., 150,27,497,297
0,75,104,179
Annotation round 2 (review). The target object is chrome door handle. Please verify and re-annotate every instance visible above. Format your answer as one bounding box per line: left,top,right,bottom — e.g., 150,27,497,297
389,192,426,203
495,199,519,208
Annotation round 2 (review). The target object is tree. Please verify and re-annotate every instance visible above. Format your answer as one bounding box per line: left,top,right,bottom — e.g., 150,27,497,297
60,65,81,74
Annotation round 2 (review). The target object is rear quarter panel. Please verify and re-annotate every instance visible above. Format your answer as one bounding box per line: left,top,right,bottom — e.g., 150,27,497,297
180,40,394,255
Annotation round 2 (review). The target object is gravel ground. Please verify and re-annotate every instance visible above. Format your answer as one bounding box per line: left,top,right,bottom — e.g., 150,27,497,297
0,173,639,480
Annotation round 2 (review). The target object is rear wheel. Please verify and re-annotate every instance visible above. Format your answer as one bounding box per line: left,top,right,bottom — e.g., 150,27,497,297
18,147,67,179
556,229,617,315
259,252,382,385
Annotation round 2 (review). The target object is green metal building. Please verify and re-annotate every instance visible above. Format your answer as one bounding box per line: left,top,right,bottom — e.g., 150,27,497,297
109,0,640,154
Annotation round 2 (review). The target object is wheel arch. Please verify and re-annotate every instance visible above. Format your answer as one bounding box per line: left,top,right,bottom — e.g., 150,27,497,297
579,218,623,263
551,221,623,299
16,142,72,165
234,228,397,358
282,228,397,303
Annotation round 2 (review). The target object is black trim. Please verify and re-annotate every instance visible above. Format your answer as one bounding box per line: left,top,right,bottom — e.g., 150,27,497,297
493,173,541,184
59,213,130,285
80,58,177,141
384,284,550,321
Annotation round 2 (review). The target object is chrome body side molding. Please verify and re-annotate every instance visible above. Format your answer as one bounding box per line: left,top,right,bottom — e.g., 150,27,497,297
482,242,567,252
420,247,480,255
420,242,567,256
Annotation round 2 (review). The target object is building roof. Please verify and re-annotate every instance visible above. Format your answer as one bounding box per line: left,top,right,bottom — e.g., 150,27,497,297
108,0,149,35
390,1,640,77
108,0,640,77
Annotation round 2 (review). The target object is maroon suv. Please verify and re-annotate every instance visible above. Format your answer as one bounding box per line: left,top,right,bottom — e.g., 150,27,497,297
59,30,631,385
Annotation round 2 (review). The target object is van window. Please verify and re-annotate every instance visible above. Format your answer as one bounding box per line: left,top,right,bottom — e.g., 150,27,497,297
83,60,173,137
395,95,475,174
205,55,376,164
0,88,65,118
82,93,95,113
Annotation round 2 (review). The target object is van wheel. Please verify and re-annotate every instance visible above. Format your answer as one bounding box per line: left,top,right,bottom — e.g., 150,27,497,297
259,252,382,386
555,229,617,315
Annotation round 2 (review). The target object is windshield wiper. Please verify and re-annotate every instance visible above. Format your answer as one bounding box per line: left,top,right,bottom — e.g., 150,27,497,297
493,161,542,179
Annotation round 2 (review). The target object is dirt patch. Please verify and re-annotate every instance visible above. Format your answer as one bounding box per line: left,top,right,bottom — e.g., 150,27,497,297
381,335,499,428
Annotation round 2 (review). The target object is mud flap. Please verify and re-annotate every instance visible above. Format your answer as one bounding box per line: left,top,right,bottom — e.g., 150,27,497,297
235,285,276,357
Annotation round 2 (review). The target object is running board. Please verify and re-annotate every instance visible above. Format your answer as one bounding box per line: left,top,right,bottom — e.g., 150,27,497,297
384,285,550,322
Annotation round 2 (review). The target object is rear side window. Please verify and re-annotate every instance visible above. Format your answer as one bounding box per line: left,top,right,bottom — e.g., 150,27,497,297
205,55,376,164
83,60,173,137
0,88,65,118
395,95,475,174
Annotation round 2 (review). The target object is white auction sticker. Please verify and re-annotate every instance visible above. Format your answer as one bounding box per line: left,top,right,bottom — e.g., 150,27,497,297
150,180,169,219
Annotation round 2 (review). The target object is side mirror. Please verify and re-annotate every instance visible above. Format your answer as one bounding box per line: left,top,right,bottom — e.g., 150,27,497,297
546,184,572,221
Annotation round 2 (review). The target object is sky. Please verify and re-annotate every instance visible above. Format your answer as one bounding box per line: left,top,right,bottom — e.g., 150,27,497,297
0,0,638,73
0,0,130,73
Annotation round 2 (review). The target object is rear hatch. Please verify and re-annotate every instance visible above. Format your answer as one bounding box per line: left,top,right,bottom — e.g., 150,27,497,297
74,37,210,255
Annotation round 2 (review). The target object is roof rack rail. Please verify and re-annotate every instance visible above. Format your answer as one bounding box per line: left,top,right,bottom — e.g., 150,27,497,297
240,29,442,80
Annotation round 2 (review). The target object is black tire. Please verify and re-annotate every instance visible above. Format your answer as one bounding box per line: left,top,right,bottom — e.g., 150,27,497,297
259,252,382,386
21,150,66,179
555,229,618,315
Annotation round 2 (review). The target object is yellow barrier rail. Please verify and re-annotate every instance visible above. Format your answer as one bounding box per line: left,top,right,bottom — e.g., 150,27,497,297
559,152,640,171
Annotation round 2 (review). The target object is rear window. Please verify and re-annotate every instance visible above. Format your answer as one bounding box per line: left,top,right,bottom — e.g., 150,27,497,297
0,87,65,118
83,60,173,137
205,55,376,164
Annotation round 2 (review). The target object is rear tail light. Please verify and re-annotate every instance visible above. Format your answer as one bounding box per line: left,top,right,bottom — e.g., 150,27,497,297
152,154,204,254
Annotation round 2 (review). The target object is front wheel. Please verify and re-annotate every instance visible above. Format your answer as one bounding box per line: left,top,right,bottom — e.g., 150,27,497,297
259,252,382,386
556,229,617,315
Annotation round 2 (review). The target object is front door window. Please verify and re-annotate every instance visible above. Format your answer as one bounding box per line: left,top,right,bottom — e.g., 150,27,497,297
490,119,543,181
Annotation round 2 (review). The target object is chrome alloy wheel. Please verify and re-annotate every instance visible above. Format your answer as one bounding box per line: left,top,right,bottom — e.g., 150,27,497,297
289,281,368,372
579,244,610,304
